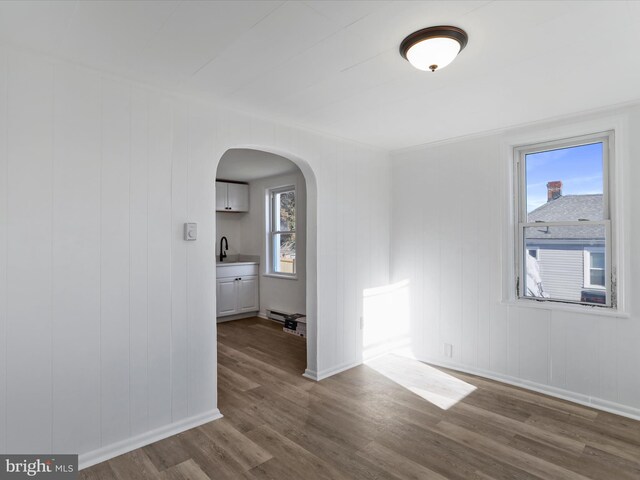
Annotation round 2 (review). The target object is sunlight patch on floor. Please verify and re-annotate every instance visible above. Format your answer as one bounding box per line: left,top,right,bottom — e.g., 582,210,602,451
365,354,477,410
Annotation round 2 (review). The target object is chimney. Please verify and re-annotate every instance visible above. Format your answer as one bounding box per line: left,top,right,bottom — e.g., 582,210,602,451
547,181,562,202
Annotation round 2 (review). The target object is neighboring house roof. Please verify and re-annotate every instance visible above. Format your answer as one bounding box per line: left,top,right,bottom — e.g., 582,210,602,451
526,194,604,241
528,194,603,222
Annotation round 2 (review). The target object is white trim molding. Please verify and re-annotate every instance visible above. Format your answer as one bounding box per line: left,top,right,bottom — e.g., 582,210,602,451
79,409,223,470
266,184,297,278
583,246,606,290
414,356,640,422
502,112,629,315
302,369,319,381
303,360,362,382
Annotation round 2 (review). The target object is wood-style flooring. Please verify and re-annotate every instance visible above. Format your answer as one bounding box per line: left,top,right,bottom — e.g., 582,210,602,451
80,317,640,479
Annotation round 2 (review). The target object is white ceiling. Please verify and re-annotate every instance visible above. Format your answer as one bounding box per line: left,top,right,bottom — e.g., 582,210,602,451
1,1,640,150
217,149,299,182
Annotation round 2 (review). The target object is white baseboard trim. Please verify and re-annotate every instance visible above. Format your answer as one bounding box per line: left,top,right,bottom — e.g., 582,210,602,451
217,311,258,323
303,369,318,381
79,409,223,470
414,355,640,422
304,360,362,381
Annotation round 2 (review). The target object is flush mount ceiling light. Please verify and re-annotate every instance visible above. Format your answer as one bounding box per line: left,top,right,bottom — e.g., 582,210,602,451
400,26,468,72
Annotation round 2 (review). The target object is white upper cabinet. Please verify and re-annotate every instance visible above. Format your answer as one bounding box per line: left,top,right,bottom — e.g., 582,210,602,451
227,183,249,211
216,181,249,212
215,182,228,211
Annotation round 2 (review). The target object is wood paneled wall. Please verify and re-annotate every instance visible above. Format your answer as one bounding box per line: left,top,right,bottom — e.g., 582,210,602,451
0,47,391,462
391,111,640,419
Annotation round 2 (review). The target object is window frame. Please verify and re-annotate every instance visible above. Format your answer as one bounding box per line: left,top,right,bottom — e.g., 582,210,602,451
583,247,606,290
514,131,615,308
267,185,297,278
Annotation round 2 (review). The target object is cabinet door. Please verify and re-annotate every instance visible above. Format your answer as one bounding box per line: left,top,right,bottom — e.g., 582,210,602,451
215,181,228,212
216,277,237,316
237,276,259,313
227,183,249,212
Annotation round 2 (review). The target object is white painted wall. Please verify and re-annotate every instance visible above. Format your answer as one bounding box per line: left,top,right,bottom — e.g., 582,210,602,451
390,106,640,418
0,47,390,464
216,211,245,258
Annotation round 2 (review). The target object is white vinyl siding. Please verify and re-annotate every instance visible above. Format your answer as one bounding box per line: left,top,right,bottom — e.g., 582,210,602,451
537,246,584,301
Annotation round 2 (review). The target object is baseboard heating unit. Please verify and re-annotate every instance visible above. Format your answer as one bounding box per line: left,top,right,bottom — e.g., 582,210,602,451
266,309,292,323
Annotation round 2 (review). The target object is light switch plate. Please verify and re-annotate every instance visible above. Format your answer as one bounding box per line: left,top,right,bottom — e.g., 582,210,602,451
184,223,197,241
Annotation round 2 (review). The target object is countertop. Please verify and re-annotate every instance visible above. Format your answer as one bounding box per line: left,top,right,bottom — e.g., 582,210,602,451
216,254,260,266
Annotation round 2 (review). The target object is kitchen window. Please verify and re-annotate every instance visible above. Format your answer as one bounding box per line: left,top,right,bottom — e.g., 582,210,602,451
514,131,614,307
268,186,296,276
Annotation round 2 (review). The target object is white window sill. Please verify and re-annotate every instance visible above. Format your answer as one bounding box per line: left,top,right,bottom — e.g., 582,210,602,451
501,299,630,319
263,273,298,281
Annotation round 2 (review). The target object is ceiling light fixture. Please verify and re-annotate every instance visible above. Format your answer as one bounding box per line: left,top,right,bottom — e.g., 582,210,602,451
400,26,468,72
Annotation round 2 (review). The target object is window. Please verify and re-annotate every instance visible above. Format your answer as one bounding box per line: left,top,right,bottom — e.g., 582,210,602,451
584,247,605,289
268,186,296,276
515,132,614,307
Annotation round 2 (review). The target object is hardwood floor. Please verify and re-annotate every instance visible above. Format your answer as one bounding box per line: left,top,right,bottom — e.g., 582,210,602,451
80,317,640,479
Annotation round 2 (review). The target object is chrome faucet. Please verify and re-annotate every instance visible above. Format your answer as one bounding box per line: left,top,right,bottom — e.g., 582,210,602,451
219,236,228,262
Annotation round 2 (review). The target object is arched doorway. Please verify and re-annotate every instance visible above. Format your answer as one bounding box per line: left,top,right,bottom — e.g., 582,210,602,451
213,147,318,376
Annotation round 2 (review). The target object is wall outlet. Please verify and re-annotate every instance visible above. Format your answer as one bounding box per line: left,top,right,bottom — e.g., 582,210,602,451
444,343,453,358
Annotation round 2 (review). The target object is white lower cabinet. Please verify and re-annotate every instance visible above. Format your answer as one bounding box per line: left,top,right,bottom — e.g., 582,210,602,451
216,274,259,317
216,277,239,316
237,276,259,313
216,263,259,318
